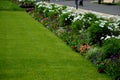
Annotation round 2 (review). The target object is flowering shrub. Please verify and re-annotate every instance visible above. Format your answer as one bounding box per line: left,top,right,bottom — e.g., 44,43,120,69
87,20,112,45
71,15,84,31
101,38,120,60
59,12,74,27
108,20,120,38
35,2,46,13
83,13,99,30
18,0,36,2
44,9,58,18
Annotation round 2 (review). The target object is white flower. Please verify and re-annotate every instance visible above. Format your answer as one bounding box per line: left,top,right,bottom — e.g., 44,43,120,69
50,3,55,5
115,35,120,39
36,2,41,5
73,16,80,22
113,23,119,29
95,21,99,23
49,10,54,12
18,0,23,2
99,20,108,28
71,13,76,17
108,26,113,31
46,5,52,9
101,37,104,40
105,35,111,40
65,18,67,20
62,10,68,14
63,8,72,13
88,17,92,20
19,0,36,2
83,19,86,22
38,5,43,8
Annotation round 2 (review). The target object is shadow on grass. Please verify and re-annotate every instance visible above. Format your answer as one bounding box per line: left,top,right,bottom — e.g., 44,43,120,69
0,0,24,11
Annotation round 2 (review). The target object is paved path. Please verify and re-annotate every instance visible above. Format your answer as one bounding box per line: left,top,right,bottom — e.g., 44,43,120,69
37,0,120,16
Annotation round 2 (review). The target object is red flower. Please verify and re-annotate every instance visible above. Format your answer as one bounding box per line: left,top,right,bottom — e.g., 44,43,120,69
73,46,77,49
98,68,104,73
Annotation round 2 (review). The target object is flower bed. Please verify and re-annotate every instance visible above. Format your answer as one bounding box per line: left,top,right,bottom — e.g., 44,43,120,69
19,1,120,80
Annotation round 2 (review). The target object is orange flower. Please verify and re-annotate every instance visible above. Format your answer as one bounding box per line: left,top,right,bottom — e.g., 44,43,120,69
80,43,90,53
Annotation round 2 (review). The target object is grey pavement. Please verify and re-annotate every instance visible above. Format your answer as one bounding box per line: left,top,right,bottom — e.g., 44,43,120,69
37,0,120,16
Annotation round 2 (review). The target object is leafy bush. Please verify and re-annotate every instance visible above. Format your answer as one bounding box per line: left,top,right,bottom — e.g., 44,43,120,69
83,13,97,21
59,31,73,46
83,13,98,29
108,20,120,37
85,47,102,64
35,2,46,14
57,5,67,14
87,20,111,45
59,32,81,52
60,12,74,27
18,0,36,3
96,38,120,79
101,38,120,60
97,58,120,80
43,7,59,18
104,59,120,80
71,19,84,31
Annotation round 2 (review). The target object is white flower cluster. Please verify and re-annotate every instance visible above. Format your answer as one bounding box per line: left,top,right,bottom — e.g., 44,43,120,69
61,9,72,14
108,20,120,31
104,35,111,40
99,20,107,28
46,5,52,9
35,1,46,8
18,0,36,2
104,35,120,40
35,2,120,40
73,15,84,22
36,2,60,14
36,1,43,5
18,0,23,1
64,13,73,21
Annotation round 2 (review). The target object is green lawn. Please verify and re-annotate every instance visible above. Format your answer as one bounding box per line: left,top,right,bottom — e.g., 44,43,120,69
0,1,111,80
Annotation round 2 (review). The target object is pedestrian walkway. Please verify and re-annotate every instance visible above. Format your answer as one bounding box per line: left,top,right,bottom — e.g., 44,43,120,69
50,0,120,16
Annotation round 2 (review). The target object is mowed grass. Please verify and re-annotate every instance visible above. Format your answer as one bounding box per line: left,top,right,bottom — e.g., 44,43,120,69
0,1,111,80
